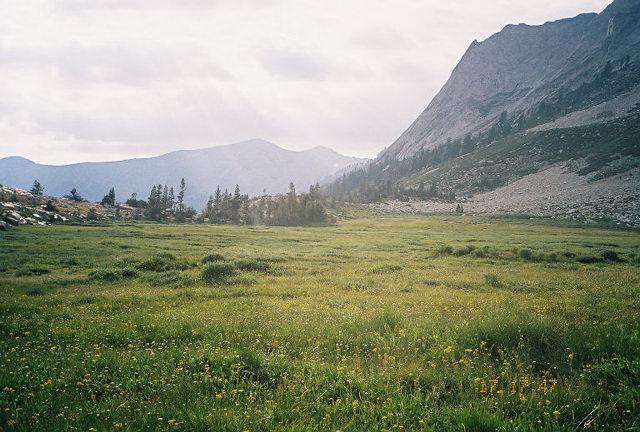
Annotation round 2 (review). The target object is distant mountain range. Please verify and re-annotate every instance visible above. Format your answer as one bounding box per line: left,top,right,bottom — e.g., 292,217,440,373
0,139,366,208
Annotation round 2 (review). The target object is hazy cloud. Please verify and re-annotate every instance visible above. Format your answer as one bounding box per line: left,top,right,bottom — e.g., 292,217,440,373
0,0,612,164
262,50,329,81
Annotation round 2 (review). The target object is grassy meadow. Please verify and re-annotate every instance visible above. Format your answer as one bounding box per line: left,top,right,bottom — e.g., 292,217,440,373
0,215,639,431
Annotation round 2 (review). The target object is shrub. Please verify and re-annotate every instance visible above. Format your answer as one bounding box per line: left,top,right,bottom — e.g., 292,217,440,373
601,250,622,262
484,273,502,287
436,245,453,255
202,263,236,283
202,253,225,264
62,257,80,266
454,245,476,256
26,288,44,296
577,255,601,264
120,268,139,278
89,269,121,281
137,254,188,272
473,246,497,258
518,248,536,261
235,259,271,272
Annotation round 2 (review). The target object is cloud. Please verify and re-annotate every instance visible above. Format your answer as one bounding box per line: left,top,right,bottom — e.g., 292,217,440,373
0,0,613,164
261,49,330,81
351,29,415,51
55,0,219,12
0,44,229,85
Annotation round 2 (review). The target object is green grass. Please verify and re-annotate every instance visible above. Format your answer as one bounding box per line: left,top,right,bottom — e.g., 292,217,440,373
0,215,639,431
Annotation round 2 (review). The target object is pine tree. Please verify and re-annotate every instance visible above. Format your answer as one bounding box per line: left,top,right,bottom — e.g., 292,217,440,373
169,187,175,210
101,187,116,206
144,185,162,221
162,185,169,211
177,178,186,214
65,188,83,202
231,184,242,224
30,180,44,196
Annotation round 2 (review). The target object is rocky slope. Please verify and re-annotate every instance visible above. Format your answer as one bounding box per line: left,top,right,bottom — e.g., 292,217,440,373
0,186,134,230
0,139,365,209
379,0,640,160
369,162,639,227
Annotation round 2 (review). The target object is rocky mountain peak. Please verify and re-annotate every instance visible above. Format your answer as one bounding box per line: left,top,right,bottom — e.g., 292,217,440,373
378,0,640,161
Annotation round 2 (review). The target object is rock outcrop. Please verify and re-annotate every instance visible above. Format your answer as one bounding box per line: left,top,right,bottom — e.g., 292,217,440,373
0,186,135,228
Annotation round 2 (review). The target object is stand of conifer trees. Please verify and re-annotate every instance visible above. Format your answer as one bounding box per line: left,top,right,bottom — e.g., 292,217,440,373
203,183,332,226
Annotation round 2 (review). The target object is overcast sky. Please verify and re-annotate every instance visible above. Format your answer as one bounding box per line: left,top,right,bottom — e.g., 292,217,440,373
0,0,611,165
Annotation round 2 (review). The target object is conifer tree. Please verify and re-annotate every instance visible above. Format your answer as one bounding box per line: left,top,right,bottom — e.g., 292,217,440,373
101,187,116,206
30,180,44,196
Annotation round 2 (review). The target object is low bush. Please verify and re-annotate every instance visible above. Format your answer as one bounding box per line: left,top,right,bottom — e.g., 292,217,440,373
484,273,502,288
436,244,453,255
62,257,80,266
202,263,236,283
137,254,189,272
453,244,476,256
518,248,536,261
26,288,44,296
202,253,225,264
577,255,602,264
235,259,271,272
601,250,622,262
120,268,139,278
473,246,498,258
89,269,121,282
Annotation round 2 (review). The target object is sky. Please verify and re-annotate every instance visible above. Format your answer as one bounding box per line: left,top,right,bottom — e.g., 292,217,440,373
0,0,612,165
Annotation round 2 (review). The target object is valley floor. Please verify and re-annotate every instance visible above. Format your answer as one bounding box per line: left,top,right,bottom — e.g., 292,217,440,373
0,216,639,431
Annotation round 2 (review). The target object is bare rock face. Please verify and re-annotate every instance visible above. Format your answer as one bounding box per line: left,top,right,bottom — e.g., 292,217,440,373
380,0,640,160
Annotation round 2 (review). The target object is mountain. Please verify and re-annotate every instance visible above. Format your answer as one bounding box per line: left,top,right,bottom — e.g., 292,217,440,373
330,0,640,226
0,139,366,208
380,0,640,160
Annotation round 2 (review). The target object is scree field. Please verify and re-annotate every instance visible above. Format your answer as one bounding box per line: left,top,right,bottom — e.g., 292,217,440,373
0,215,639,431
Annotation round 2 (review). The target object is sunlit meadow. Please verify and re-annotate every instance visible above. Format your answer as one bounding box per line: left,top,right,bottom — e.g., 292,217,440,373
1,215,639,431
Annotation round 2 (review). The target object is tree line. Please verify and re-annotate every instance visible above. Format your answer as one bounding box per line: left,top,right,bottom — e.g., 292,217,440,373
27,177,331,226
203,183,331,226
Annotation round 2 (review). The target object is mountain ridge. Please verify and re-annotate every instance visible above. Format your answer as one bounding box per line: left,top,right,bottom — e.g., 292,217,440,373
0,139,366,208
379,0,640,161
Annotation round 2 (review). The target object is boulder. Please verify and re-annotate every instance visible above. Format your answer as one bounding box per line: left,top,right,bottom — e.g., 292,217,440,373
0,220,10,231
